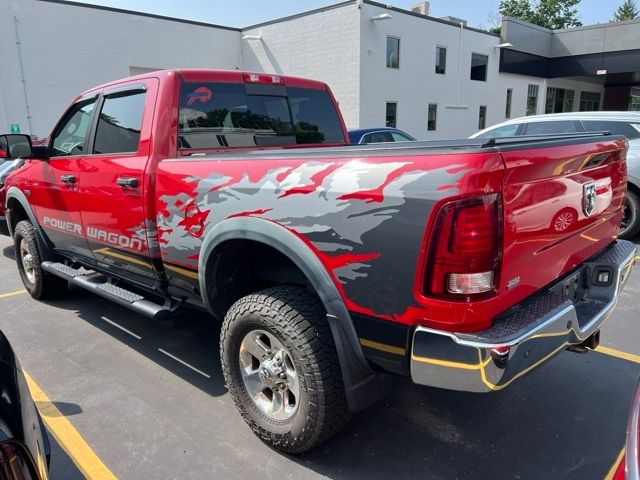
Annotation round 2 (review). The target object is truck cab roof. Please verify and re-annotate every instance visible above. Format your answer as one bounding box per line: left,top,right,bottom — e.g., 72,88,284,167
78,68,331,98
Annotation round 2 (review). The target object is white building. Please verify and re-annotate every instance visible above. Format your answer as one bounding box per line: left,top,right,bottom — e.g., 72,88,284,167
1,0,632,141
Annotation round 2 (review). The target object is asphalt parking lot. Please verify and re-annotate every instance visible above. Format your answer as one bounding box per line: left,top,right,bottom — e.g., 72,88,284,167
0,233,638,480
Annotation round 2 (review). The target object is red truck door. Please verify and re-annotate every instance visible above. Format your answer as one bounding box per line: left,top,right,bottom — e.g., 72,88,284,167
78,79,160,285
29,95,98,260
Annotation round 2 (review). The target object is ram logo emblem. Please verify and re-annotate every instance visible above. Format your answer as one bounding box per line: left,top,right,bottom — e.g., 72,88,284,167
582,181,596,217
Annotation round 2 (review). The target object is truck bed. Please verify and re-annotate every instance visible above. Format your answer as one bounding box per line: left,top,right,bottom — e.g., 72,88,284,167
155,132,628,333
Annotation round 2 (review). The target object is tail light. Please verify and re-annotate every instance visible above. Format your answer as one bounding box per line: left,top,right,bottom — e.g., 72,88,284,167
423,193,502,300
243,72,284,85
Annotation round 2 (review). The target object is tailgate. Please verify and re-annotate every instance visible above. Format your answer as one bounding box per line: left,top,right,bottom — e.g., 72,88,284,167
499,136,628,307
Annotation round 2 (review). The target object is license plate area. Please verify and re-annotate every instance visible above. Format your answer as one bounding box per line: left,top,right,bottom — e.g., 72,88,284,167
551,268,588,303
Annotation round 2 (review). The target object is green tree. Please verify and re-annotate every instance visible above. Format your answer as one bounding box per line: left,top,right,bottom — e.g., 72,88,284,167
612,0,639,21
499,0,582,30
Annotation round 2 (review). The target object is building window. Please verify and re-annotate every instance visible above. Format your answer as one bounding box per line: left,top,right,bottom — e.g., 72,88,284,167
435,46,446,74
505,89,513,119
386,37,400,69
478,105,487,129
470,53,488,81
386,102,397,127
545,87,574,113
579,91,601,111
428,103,437,131
631,87,640,111
526,85,539,116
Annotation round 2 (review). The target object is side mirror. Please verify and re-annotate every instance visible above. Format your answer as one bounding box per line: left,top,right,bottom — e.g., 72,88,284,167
0,134,33,159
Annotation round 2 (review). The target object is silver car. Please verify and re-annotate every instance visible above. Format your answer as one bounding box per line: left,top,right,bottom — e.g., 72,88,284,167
471,112,640,239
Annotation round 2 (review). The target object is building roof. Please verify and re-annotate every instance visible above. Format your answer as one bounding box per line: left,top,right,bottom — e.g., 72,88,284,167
36,0,499,37
36,0,241,31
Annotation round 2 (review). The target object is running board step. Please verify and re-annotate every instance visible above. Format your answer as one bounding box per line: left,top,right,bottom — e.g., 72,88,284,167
41,261,172,321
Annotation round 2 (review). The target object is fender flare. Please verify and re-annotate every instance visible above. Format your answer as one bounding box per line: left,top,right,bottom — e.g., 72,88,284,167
198,217,390,411
5,187,57,261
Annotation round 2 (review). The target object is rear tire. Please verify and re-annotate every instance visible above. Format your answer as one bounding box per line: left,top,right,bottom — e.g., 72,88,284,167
620,189,640,240
220,286,351,454
13,220,68,299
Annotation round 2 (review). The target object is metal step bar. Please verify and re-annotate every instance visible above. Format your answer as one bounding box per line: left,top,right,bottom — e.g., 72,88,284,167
41,261,172,321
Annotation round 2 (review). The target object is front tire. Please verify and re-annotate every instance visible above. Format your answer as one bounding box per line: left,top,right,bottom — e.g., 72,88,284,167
620,190,640,239
13,220,68,299
220,286,351,453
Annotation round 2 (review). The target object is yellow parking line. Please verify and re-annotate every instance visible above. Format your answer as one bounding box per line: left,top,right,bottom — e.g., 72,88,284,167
0,288,27,299
24,371,117,480
603,447,624,480
596,345,640,364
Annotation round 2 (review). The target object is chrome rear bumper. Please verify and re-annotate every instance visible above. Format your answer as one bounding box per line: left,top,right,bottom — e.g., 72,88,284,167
410,240,637,392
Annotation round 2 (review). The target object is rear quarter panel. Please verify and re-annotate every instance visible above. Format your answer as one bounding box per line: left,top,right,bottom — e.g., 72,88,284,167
155,150,504,329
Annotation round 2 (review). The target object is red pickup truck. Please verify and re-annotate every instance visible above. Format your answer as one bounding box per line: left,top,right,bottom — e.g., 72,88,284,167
1,69,636,453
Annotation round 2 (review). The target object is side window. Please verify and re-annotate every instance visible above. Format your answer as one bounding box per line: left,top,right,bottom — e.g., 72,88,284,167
524,121,581,135
50,98,96,157
93,90,146,154
391,132,413,142
367,132,394,143
581,120,640,140
476,123,520,138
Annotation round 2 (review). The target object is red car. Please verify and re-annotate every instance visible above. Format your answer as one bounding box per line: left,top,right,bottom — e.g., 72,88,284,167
1,69,637,453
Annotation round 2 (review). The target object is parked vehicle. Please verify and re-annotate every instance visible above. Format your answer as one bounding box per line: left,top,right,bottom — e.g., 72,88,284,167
0,329,50,480
613,378,640,480
0,137,29,235
1,70,637,453
471,112,640,239
348,127,415,144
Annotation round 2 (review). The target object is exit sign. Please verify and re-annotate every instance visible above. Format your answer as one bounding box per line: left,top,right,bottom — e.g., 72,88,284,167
10,123,20,134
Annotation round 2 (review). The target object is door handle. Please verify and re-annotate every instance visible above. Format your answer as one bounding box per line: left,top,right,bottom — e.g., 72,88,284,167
117,177,139,188
60,174,76,185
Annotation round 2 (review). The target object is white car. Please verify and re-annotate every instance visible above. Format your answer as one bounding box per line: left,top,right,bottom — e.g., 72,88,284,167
471,112,640,239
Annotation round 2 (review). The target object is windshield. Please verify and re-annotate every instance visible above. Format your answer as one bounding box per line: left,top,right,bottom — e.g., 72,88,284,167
178,82,345,149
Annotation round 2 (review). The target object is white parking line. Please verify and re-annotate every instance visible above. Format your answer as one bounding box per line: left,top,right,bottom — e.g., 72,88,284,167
158,348,211,378
100,316,142,340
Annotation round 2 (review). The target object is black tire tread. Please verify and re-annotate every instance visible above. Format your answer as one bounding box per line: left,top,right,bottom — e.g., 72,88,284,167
220,286,351,453
13,220,67,299
620,188,640,240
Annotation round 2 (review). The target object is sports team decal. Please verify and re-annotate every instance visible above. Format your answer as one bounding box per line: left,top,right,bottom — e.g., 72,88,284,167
186,86,212,106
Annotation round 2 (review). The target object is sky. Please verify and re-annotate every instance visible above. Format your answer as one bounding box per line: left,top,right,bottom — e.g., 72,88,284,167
72,0,618,30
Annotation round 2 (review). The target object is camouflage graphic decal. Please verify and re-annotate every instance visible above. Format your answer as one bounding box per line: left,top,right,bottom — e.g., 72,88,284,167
156,154,488,322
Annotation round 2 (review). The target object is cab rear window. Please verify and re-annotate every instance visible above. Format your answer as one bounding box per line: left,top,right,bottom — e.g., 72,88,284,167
178,82,344,149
